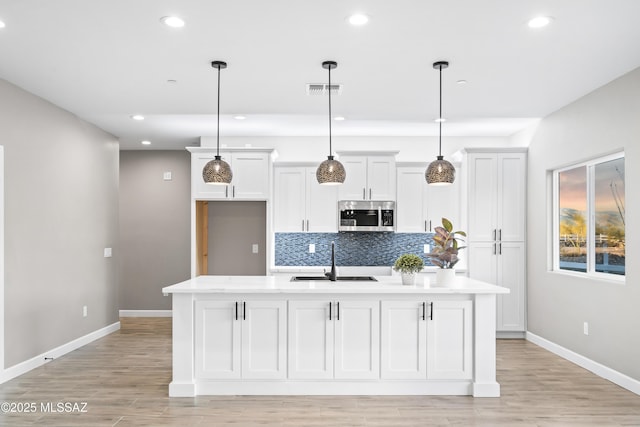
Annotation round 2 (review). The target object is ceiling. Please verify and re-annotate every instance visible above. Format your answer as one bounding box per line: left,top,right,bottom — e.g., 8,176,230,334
1,0,640,150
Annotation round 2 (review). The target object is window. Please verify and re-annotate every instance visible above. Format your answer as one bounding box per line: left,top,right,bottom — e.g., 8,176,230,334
554,153,625,277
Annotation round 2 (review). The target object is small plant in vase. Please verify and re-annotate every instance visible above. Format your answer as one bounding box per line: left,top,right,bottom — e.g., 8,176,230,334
393,253,424,286
426,218,466,286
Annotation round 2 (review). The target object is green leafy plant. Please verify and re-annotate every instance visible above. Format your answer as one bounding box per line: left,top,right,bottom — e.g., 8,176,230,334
426,218,467,269
393,253,425,274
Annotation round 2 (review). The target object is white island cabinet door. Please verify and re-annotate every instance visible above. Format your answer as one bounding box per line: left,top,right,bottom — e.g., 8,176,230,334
426,300,473,380
334,300,380,380
380,301,426,379
241,300,287,379
195,300,241,379
288,300,334,379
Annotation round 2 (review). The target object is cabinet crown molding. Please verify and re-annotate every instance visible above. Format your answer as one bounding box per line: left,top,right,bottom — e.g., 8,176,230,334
336,150,399,157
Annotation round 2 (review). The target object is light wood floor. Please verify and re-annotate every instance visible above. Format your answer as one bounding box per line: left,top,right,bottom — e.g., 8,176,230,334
1,318,640,426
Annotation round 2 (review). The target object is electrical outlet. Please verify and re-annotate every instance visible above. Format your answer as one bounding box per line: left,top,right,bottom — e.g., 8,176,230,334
309,244,315,253
104,247,112,258
583,322,589,335
252,244,259,254
163,171,172,181
424,244,430,254
83,306,88,318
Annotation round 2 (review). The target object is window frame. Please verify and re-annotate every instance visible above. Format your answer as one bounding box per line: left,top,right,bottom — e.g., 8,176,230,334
552,151,625,281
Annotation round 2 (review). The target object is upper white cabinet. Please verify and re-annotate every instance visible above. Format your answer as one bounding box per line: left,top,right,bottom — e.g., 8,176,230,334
337,152,397,201
195,299,287,380
188,148,273,200
396,165,461,233
274,166,338,232
466,149,527,333
467,151,526,242
288,299,380,380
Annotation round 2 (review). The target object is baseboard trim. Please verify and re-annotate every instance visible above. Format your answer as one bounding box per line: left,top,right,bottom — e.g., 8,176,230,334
526,331,640,396
119,309,172,317
497,331,526,339
1,321,120,384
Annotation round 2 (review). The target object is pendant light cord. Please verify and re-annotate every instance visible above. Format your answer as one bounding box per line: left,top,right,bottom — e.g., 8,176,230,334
216,64,221,158
328,65,333,157
438,64,443,157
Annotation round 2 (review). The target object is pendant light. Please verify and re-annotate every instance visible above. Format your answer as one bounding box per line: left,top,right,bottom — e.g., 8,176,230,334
425,61,456,185
202,60,233,185
316,60,346,185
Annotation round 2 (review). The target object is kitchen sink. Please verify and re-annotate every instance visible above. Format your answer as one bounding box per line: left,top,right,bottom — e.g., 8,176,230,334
291,276,377,282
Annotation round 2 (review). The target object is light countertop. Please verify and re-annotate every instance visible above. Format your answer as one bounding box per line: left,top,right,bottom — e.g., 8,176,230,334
162,275,509,295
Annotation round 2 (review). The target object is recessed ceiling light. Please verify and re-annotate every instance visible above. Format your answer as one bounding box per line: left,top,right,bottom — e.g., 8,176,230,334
457,79,468,85
333,116,345,121
141,140,152,146
131,115,145,121
348,14,369,26
233,115,246,120
160,16,185,28
0,20,6,29
528,16,553,28
435,118,446,123
167,79,177,84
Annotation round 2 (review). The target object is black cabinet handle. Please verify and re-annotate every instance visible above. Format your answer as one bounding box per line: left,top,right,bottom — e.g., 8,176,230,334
499,229,502,241
422,302,426,321
499,243,502,255
337,302,340,320
233,186,236,198
493,229,496,240
243,301,246,320
430,302,434,320
329,302,332,320
235,301,238,320
493,243,497,255
369,188,372,200
363,188,366,200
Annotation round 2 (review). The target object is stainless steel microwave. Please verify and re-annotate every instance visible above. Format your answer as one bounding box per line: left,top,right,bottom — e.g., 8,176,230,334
338,200,395,232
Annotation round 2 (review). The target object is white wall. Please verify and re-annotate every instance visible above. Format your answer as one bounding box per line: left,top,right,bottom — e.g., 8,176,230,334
0,79,119,367
200,135,513,162
517,67,639,381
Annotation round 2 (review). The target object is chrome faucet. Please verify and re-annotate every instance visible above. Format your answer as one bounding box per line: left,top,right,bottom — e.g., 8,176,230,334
325,241,337,281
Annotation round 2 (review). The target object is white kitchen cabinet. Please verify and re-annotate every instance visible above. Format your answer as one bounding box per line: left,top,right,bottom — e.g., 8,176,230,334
468,241,526,333
380,299,472,380
467,151,526,242
189,148,273,200
337,152,397,201
380,300,426,379
288,299,380,380
396,165,461,233
426,300,473,380
467,149,527,333
195,299,286,380
274,166,338,232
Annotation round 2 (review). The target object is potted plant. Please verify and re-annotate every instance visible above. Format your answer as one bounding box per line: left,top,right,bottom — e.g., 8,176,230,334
426,218,466,286
393,253,425,286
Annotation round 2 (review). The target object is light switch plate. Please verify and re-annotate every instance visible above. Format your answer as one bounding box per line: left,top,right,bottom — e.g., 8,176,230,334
163,171,172,181
423,244,430,254
104,248,112,258
309,244,315,253
252,244,259,254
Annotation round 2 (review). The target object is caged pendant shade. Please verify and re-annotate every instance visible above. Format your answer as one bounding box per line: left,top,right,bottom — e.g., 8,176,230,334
425,61,455,185
203,60,233,185
316,61,346,185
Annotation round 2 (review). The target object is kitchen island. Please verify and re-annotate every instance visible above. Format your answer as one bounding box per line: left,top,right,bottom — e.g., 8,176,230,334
162,275,509,397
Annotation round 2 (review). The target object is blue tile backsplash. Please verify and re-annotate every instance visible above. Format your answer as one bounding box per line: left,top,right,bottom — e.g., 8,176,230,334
275,232,436,267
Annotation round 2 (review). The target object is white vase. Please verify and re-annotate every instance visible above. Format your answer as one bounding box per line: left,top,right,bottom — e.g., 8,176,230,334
401,272,416,286
436,268,456,287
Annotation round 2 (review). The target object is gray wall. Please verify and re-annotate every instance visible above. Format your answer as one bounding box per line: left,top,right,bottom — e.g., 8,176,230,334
119,151,190,310
523,67,639,380
207,201,267,275
0,79,119,367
